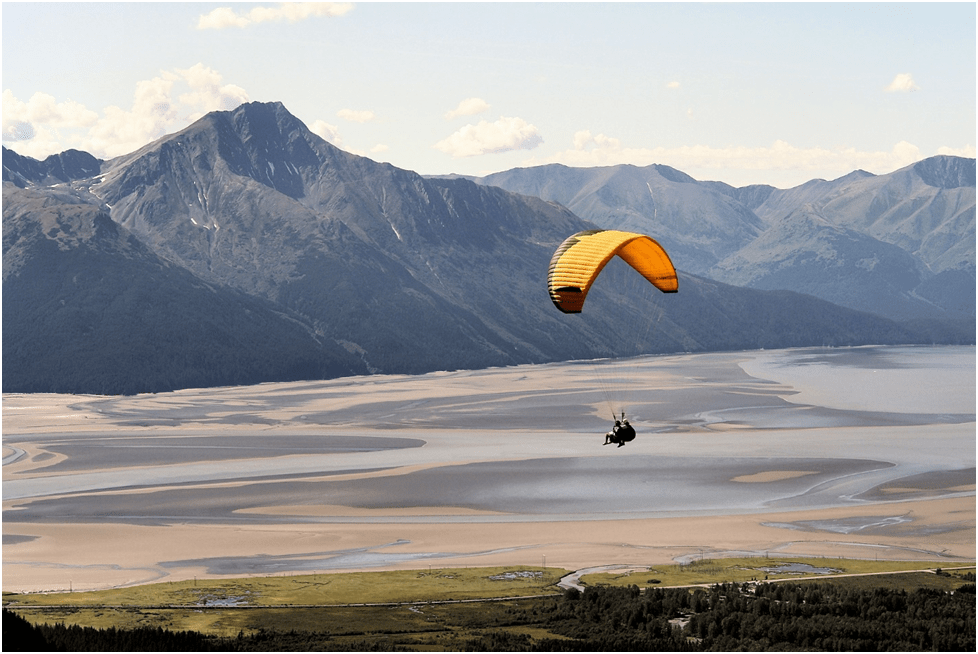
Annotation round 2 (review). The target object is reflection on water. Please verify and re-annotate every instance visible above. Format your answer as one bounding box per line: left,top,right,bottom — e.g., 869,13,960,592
756,562,841,575
740,346,976,415
4,347,974,525
8,456,894,525
193,593,252,607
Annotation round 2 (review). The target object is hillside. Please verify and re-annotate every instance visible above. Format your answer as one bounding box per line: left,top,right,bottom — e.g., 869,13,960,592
3,102,971,394
2,184,365,394
477,157,976,322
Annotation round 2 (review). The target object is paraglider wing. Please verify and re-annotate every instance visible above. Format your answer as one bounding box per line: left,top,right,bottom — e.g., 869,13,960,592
547,229,678,313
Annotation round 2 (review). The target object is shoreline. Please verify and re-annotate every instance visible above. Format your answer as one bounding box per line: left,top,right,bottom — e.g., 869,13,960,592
4,347,974,594
4,495,973,594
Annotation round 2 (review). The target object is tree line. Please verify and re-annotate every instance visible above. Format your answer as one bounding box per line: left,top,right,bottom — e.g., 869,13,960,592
4,578,975,651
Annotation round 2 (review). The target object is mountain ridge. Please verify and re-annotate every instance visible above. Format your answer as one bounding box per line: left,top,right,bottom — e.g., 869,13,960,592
476,155,975,321
4,101,973,394
2,183,366,394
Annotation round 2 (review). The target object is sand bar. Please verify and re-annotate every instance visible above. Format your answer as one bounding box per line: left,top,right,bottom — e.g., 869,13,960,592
3,346,974,593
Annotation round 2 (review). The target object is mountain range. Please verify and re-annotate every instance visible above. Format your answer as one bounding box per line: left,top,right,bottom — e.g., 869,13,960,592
3,101,974,395
475,156,975,322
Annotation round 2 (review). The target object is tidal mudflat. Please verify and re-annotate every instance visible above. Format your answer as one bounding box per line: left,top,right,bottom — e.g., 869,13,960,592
3,345,974,592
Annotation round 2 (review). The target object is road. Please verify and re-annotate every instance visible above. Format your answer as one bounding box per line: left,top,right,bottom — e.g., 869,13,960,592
8,565,974,613
557,564,975,592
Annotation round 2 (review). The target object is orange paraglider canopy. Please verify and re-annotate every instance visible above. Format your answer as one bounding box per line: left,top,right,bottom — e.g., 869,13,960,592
547,229,677,313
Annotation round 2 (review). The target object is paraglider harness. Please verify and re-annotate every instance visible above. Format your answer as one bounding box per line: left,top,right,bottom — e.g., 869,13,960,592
604,412,636,447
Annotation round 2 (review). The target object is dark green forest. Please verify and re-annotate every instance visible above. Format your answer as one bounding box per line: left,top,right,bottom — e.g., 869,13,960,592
6,580,975,651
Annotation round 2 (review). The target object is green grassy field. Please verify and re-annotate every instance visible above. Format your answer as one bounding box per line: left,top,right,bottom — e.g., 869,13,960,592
4,566,564,607
2,566,565,636
3,559,973,640
579,557,972,588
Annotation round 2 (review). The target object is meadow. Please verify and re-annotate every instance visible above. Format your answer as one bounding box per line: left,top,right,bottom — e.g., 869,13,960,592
4,559,973,638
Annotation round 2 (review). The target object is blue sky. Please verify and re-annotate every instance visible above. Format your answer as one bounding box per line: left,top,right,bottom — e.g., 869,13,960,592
3,2,975,188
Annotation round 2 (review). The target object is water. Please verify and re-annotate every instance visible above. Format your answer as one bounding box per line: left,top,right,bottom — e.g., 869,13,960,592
4,346,974,523
740,346,975,415
756,562,841,575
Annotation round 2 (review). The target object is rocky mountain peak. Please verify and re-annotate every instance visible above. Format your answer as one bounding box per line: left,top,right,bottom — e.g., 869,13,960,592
913,155,976,189
45,149,102,182
95,101,340,209
3,100,974,394
223,101,336,193
650,163,697,184
2,146,103,188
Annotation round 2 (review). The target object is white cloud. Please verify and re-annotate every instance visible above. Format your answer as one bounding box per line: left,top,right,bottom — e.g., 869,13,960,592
1,120,63,158
3,65,249,160
445,97,491,120
3,90,99,144
81,75,178,157
197,2,353,30
370,144,389,154
310,119,342,145
572,130,593,150
936,144,977,158
197,7,247,30
666,81,681,89
434,116,543,158
337,108,376,123
572,130,618,151
885,73,919,92
2,120,35,142
174,63,249,121
524,131,953,186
